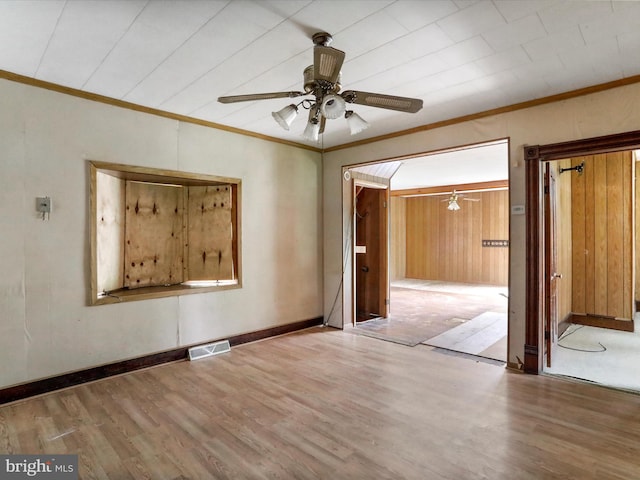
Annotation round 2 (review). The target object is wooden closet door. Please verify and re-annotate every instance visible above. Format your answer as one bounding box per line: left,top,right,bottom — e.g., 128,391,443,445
571,152,633,319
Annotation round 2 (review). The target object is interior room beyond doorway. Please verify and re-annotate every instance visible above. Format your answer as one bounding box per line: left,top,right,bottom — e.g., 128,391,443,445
349,139,510,362
540,148,640,391
355,279,508,361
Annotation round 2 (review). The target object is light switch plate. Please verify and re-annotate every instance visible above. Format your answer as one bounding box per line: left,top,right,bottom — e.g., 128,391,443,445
511,205,525,215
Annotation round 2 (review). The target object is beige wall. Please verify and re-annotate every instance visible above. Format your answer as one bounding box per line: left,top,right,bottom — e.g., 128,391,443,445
4,76,640,386
0,79,323,389
323,82,640,368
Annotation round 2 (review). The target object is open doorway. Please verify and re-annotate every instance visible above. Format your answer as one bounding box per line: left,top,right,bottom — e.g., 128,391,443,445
537,150,640,391
347,139,510,362
524,130,640,391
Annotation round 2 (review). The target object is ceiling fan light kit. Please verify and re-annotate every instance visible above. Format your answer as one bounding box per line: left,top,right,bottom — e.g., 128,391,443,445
218,32,423,142
444,190,481,211
345,110,369,135
303,118,321,142
272,104,298,130
447,199,461,211
320,93,346,119
302,105,321,142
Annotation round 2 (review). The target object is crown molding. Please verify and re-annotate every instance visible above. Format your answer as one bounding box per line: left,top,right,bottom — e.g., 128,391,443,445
4,68,640,156
391,180,509,197
0,69,321,153
324,74,640,153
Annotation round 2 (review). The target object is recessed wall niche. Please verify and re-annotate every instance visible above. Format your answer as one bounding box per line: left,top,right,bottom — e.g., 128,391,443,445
90,161,241,305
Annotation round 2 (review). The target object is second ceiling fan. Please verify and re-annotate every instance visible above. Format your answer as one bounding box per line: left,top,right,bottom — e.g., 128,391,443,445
218,32,423,142
443,190,481,211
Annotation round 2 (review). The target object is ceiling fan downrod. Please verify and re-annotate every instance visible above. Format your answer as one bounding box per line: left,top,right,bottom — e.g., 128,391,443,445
311,31,333,47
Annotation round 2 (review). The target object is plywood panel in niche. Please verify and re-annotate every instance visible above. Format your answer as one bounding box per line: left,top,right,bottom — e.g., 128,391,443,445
96,171,125,292
124,181,184,288
187,185,234,280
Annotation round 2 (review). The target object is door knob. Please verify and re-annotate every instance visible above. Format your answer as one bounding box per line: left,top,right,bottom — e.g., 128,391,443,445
361,266,369,272
552,273,563,279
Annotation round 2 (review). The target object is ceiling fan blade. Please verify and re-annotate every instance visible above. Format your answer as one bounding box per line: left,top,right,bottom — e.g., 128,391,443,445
218,91,306,104
341,90,423,113
314,46,345,84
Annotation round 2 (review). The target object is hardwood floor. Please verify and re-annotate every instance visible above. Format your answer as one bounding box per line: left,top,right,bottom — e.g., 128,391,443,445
355,280,507,360
2,327,640,479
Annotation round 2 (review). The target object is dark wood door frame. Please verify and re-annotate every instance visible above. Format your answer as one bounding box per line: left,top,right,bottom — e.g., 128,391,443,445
544,163,558,368
524,130,640,374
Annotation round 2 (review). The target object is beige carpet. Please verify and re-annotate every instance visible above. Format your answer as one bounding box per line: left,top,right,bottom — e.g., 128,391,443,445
545,322,640,392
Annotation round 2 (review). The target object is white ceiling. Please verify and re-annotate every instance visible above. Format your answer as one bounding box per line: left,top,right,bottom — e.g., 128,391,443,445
350,139,508,188
390,139,508,189
1,0,639,149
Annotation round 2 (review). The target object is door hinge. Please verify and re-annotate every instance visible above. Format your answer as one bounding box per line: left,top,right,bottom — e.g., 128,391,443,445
544,185,549,194
385,298,390,306
383,200,387,208
544,330,550,340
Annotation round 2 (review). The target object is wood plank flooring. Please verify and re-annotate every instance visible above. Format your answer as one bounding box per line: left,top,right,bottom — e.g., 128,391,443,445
2,327,640,479
424,312,506,356
355,280,507,359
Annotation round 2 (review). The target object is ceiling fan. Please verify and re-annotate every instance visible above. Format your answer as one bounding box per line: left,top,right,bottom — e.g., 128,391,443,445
217,32,423,142
442,190,480,211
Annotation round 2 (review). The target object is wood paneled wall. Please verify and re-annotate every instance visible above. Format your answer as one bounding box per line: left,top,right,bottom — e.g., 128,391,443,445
555,160,573,323
571,152,633,319
636,158,640,303
390,197,406,281
403,190,509,286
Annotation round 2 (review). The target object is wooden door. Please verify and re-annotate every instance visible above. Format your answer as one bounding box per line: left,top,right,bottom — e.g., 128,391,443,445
571,152,633,320
544,164,559,367
355,185,388,322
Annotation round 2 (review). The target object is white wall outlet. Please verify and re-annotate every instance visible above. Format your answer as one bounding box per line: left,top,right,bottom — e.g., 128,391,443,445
36,197,51,220
36,197,51,213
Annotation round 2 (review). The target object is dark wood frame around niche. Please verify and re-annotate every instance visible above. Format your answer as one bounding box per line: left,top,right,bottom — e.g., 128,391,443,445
524,130,640,374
